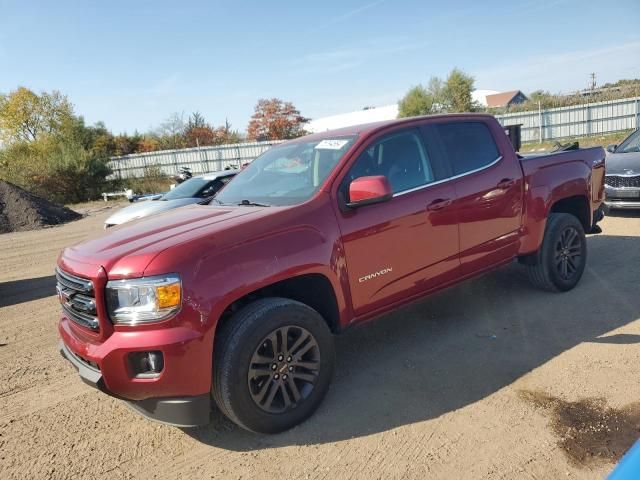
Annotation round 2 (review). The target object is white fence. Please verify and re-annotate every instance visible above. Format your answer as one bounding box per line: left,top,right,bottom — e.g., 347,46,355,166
495,96,640,143
109,97,640,179
108,141,282,179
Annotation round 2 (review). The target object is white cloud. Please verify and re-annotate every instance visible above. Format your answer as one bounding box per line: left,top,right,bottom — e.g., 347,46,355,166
311,0,388,32
291,38,431,74
150,73,181,96
331,0,388,23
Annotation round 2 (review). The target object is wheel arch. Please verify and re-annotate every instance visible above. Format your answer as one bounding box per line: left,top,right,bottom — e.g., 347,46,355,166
548,195,591,231
214,273,342,341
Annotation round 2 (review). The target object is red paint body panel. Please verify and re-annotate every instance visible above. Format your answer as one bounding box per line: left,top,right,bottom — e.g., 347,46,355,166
57,114,605,403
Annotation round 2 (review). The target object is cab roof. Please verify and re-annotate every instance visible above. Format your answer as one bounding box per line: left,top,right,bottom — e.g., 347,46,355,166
296,112,496,142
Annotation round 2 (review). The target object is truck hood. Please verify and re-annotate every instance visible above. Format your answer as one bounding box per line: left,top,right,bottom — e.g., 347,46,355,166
62,204,275,278
104,197,198,226
606,152,640,175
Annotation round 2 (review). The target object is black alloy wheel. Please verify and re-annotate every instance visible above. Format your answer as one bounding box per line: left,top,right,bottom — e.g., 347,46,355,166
525,213,587,292
212,298,335,433
248,326,321,413
554,226,582,280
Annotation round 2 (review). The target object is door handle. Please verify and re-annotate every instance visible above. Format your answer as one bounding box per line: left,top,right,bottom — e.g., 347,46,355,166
427,198,452,211
497,178,516,189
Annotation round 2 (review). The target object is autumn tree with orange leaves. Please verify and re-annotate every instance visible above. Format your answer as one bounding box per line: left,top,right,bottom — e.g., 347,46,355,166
246,98,308,141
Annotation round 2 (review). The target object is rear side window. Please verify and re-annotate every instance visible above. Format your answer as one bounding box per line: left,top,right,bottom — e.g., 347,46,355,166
436,122,500,176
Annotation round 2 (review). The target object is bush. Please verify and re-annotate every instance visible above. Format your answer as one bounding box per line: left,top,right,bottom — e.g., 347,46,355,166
0,136,112,204
121,165,172,195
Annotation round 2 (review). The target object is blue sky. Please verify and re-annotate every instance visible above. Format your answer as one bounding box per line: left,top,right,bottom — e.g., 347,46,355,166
1,0,639,134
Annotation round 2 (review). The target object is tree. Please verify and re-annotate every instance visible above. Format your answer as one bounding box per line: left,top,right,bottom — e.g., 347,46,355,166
185,125,216,147
246,98,308,141
212,119,243,145
398,85,434,118
186,111,207,130
444,68,475,113
426,77,447,111
157,112,186,149
34,138,112,203
137,136,161,152
0,123,112,203
113,134,139,156
0,88,115,203
184,111,215,147
398,68,476,117
0,87,74,143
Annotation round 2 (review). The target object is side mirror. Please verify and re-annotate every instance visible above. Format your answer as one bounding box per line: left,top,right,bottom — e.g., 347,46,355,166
347,175,392,208
606,144,617,154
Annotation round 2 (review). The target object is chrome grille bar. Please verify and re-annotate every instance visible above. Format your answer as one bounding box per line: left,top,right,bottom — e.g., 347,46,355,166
61,303,99,330
56,268,99,331
55,267,93,294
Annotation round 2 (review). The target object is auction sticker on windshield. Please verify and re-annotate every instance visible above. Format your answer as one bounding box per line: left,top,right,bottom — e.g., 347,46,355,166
315,139,350,150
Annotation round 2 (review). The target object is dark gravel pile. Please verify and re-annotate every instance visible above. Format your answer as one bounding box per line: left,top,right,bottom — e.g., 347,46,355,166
0,181,82,233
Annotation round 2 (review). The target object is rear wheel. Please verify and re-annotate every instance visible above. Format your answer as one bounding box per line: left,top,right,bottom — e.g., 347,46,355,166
526,213,587,292
212,298,335,433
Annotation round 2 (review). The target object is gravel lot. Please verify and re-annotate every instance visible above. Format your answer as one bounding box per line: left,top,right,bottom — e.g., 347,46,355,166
1,204,639,479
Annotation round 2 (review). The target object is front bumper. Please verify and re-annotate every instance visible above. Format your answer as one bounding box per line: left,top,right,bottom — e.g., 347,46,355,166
58,318,212,427
605,186,640,209
604,199,640,210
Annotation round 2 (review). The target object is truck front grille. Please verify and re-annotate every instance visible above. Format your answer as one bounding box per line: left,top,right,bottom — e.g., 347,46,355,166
605,175,640,188
56,267,99,331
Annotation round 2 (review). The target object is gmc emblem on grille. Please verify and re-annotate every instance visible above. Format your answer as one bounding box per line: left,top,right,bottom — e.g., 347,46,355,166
56,285,72,303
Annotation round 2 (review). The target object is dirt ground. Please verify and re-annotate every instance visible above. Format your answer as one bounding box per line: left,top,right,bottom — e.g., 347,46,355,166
1,203,639,480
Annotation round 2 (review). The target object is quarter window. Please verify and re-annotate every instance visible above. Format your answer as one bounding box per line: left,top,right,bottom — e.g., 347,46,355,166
436,122,500,176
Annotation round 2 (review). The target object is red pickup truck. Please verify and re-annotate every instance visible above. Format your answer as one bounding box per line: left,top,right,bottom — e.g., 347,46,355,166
57,114,605,433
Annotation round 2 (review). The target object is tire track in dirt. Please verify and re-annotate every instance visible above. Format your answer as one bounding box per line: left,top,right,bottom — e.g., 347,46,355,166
1,207,639,479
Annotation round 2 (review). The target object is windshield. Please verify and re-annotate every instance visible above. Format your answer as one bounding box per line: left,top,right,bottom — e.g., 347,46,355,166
616,130,640,153
215,136,357,206
162,177,214,200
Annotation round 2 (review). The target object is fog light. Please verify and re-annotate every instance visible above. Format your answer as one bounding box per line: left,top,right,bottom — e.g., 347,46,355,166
129,351,164,377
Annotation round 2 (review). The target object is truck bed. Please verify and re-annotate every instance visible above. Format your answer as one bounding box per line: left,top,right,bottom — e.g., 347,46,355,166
519,147,605,187
515,146,606,255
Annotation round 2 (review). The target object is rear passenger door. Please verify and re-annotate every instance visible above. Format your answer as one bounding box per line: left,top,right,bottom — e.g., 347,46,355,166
424,120,523,274
335,127,459,317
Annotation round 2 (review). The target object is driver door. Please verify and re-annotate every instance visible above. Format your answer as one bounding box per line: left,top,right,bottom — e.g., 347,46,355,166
334,127,460,318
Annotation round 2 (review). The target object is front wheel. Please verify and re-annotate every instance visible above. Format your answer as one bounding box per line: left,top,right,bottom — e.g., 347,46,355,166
212,298,335,433
526,213,587,292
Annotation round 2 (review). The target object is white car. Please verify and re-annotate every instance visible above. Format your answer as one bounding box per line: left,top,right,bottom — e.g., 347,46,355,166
104,170,237,228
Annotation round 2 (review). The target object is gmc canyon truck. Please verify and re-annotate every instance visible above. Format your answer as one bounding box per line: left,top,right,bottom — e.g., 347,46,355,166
57,114,605,433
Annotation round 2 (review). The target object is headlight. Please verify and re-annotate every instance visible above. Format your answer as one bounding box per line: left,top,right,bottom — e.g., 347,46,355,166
106,274,182,325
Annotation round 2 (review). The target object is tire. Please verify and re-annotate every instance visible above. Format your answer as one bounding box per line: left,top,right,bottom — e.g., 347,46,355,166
212,298,335,433
526,213,587,292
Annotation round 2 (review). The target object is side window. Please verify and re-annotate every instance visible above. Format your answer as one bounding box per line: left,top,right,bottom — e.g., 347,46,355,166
199,180,223,198
436,122,500,176
618,130,640,153
346,130,435,195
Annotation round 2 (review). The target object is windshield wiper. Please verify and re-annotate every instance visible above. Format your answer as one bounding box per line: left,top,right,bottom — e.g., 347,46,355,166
238,199,270,207
199,197,225,206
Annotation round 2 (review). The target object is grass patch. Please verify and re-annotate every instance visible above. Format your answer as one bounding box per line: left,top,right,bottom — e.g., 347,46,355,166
520,130,632,153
